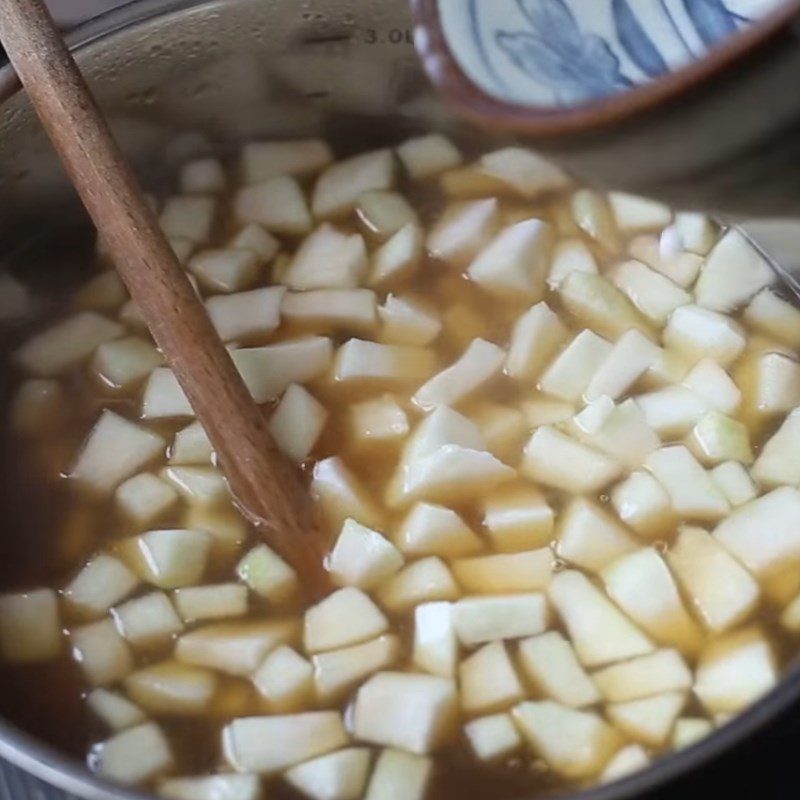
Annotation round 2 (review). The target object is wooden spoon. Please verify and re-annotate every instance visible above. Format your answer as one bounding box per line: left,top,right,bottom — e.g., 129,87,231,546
0,0,331,594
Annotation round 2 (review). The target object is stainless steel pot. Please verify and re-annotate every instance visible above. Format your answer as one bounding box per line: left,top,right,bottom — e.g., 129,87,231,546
1,1,800,798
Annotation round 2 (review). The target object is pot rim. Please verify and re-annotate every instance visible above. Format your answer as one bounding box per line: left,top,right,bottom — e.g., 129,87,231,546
0,1,799,798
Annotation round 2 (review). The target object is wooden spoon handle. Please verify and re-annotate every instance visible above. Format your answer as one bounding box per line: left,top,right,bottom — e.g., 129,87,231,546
0,0,330,592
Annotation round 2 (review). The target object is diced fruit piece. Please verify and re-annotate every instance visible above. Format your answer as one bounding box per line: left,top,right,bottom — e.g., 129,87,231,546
548,571,654,668
397,134,462,178
311,457,384,531
607,692,685,746
284,226,368,290
610,471,675,539
643,347,693,388
124,660,216,715
452,595,548,646
673,718,714,749
780,592,800,631
547,238,598,289
116,473,178,526
232,337,332,403
0,589,61,664
312,149,394,219
591,649,692,702
75,270,126,310
609,193,671,232
513,701,622,779
413,338,504,411
744,289,800,347
413,602,458,678
663,305,746,367
328,519,403,590
370,224,423,288
754,352,800,414
675,212,717,255
481,485,554,551
711,461,757,507
183,503,246,561
234,176,312,234
610,260,692,325
223,712,348,774
602,550,703,654
95,723,173,786
173,584,248,622
695,230,774,312
267,384,327,464
629,234,703,288
467,219,553,299
159,774,261,800
581,397,658,469
241,139,333,183
180,157,225,193
645,446,729,520
189,248,260,293
70,410,165,494
64,554,139,619
286,748,371,800
176,620,297,676
585,330,660,402
70,618,133,686
601,744,650,783
694,627,777,713
92,337,162,390
356,191,418,240
667,526,759,632
377,557,460,613
230,222,280,262
304,588,388,653
427,199,499,267
571,190,620,251
460,641,523,715
159,195,215,242
713,486,800,577
334,339,435,386
364,749,431,800
687,411,753,465
464,713,521,762
206,286,284,342
556,499,637,574
112,591,183,648
87,689,145,732
378,294,441,346
121,529,211,589
253,645,313,711
518,632,600,708
142,368,193,418
521,426,622,494
452,550,552,594
312,635,400,702
539,329,612,401
353,671,458,755
161,466,228,505
637,386,709,437
468,402,527,460
10,379,65,435
479,148,569,198
236,544,298,603
505,302,569,383
348,395,409,453
170,421,212,465
683,359,741,414
394,502,481,558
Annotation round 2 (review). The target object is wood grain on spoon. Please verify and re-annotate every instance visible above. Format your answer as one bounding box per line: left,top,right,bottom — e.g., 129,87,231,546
0,0,331,594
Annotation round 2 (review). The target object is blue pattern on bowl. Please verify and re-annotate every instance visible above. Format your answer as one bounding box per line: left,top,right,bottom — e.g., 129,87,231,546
436,0,784,106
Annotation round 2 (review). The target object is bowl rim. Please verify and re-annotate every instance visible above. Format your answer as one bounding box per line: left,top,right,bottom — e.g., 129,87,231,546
0,1,799,798
410,0,800,138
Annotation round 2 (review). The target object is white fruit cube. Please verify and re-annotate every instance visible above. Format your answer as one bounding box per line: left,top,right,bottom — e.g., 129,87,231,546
610,471,675,539
683,359,741,414
64,554,139,619
397,134,462,178
253,645,313,711
70,410,166,494
548,571,654,668
675,212,717,255
348,395,409,452
141,368,193,418
667,526,759,632
452,595,548,646
183,504,246,561
518,632,600,708
427,199,499,267
460,641,524,716
159,774,261,800
556,498,637,574
638,386,708,440
283,289,377,334
609,260,691,325
230,222,280,262
334,340,435,386
96,723,173,785
452,550,552,594
663,305,746,367
687,411,753,465
600,744,650,783
364,749,431,800
189,248,260,294
284,226,368,290
112,591,184,648
236,544,298,603
92,337,162,390
468,402,527,460
206,286,284,342
173,584,248,622
672,718,713,749
713,486,800,577
694,627,777,713
223,712,348,774
369,224,423,288
312,635,400,702
710,461,757,507
241,139,333,183
505,302,569,383
115,473,178,526
160,195,215,242
86,689,145,732
376,557,460,613
602,549,703,655
234,176,312,234
353,671,458,755
378,294,441,346
170,422,213,465
413,602,458,678
180,157,225,194
571,189,620,251
629,234,703,288
176,620,297,676
70,618,133,686
311,457,383,531
124,660,216,715
161,465,228,505
304,588,388,653
695,229,773,312
513,701,622,779
0,589,61,664
539,329,612,401
781,592,800,631
120,528,212,589
286,748,371,800
479,147,569,198
75,270,126,311
356,191,418,240
607,692,685,746
744,289,800,347
394,502,481,558
328,519,403,590
481,485,554,551
755,352,800,414
312,149,394,219
591,649,693,702
464,713,521,762
267,384,328,464
585,329,660,402
609,192,671,232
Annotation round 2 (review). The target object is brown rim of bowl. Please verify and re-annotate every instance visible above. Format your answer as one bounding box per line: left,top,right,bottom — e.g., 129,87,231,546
410,0,800,138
